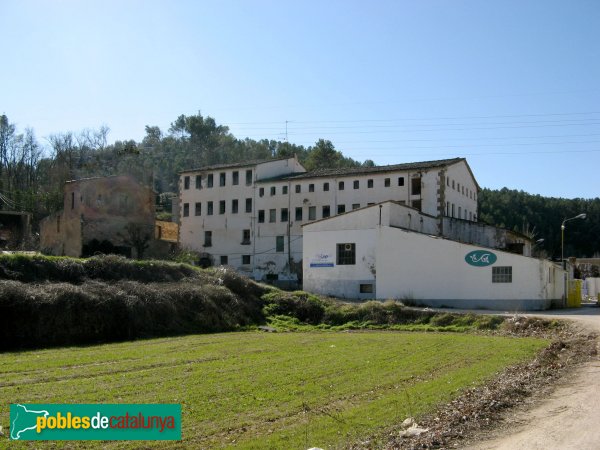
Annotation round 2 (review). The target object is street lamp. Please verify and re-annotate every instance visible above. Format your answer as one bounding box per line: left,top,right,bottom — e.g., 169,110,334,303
561,213,586,269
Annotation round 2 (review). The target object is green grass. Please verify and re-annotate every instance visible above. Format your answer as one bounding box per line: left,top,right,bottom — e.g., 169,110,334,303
0,331,548,449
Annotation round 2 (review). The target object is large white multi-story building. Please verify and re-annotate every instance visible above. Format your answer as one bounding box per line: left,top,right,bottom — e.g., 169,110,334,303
178,156,481,282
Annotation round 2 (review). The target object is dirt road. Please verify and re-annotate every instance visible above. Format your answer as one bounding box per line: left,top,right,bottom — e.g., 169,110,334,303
463,305,600,450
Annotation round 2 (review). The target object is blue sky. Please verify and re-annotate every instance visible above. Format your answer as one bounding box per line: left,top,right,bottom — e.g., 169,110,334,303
2,0,599,198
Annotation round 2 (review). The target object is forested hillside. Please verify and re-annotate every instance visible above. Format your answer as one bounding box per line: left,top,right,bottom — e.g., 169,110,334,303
478,188,600,259
0,112,366,221
1,111,598,258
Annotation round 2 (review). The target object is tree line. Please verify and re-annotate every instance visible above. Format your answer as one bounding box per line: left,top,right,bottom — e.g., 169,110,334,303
0,111,597,258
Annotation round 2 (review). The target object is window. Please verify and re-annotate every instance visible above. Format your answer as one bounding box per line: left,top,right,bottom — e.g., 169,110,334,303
204,231,212,247
339,181,344,190
220,256,228,265
309,183,315,192
232,199,238,214
195,175,202,189
295,207,303,221
245,169,252,185
323,182,329,191
446,177,449,187
242,255,251,265
195,202,201,216
259,187,264,197
337,243,356,265
451,203,454,217
183,203,189,217
295,184,301,193
360,284,374,294
207,201,214,215
457,182,460,192
452,180,455,189
322,205,330,218
207,174,214,188
446,201,450,216
184,176,190,189
242,229,251,245
412,200,422,211
258,210,265,223
384,178,390,187
411,177,421,195
308,206,316,220
270,186,276,196
219,200,226,214
269,209,276,223
232,171,239,185
492,266,512,283
245,198,252,213
462,186,465,195
219,172,226,186
351,203,360,210
276,236,284,252
367,179,373,188
398,177,405,187
337,204,346,214
458,206,462,218
353,180,359,189
281,208,289,222
282,185,288,195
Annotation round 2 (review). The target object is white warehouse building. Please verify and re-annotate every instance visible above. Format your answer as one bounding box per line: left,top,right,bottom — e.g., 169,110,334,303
178,156,484,282
303,201,564,310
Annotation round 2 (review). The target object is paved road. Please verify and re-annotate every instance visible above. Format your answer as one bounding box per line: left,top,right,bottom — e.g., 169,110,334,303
458,304,600,450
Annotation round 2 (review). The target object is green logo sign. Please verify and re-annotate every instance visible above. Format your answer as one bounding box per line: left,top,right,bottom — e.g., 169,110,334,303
10,404,181,441
465,250,497,267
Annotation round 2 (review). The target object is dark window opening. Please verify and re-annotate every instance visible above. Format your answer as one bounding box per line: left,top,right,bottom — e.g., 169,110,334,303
219,172,226,186
258,210,265,223
220,255,228,265
398,177,405,187
411,177,421,195
276,236,284,252
195,202,201,216
207,201,213,215
242,229,251,245
232,199,238,214
412,199,422,211
232,171,239,185
384,178,390,187
367,179,373,188
322,205,330,218
281,208,288,222
242,255,251,265
183,203,189,217
219,200,226,214
245,198,252,213
339,181,344,190
353,180,359,189
352,203,360,210
337,204,346,214
184,176,190,189
270,186,276,196
295,184,301,193
207,174,214,188
308,206,316,220
269,209,276,223
295,207,303,221
282,185,288,195
492,266,512,283
323,182,329,191
309,184,315,192
259,187,264,197
204,231,212,247
245,170,252,185
337,243,356,265
195,175,202,189
360,284,374,293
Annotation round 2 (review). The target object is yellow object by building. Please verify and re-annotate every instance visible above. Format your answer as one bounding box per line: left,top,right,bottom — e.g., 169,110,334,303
567,279,582,308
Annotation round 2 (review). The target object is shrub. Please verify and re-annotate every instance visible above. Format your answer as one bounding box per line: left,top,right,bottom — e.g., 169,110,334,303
262,291,326,324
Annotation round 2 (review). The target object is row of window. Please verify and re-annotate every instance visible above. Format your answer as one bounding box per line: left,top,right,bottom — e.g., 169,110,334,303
182,198,253,217
446,202,477,221
257,177,419,196
183,169,253,190
203,231,285,253
447,177,476,201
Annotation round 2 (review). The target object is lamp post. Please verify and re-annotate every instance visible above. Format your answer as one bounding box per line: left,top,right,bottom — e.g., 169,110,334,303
561,213,586,269
561,213,586,307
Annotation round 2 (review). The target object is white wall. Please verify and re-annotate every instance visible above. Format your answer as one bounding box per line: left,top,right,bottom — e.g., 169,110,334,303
444,161,478,221
376,227,562,309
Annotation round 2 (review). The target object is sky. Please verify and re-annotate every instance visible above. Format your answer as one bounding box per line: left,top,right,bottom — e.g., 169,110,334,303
1,0,599,199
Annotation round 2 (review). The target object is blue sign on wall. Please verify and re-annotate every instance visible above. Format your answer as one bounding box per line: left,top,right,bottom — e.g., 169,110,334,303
465,250,497,267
